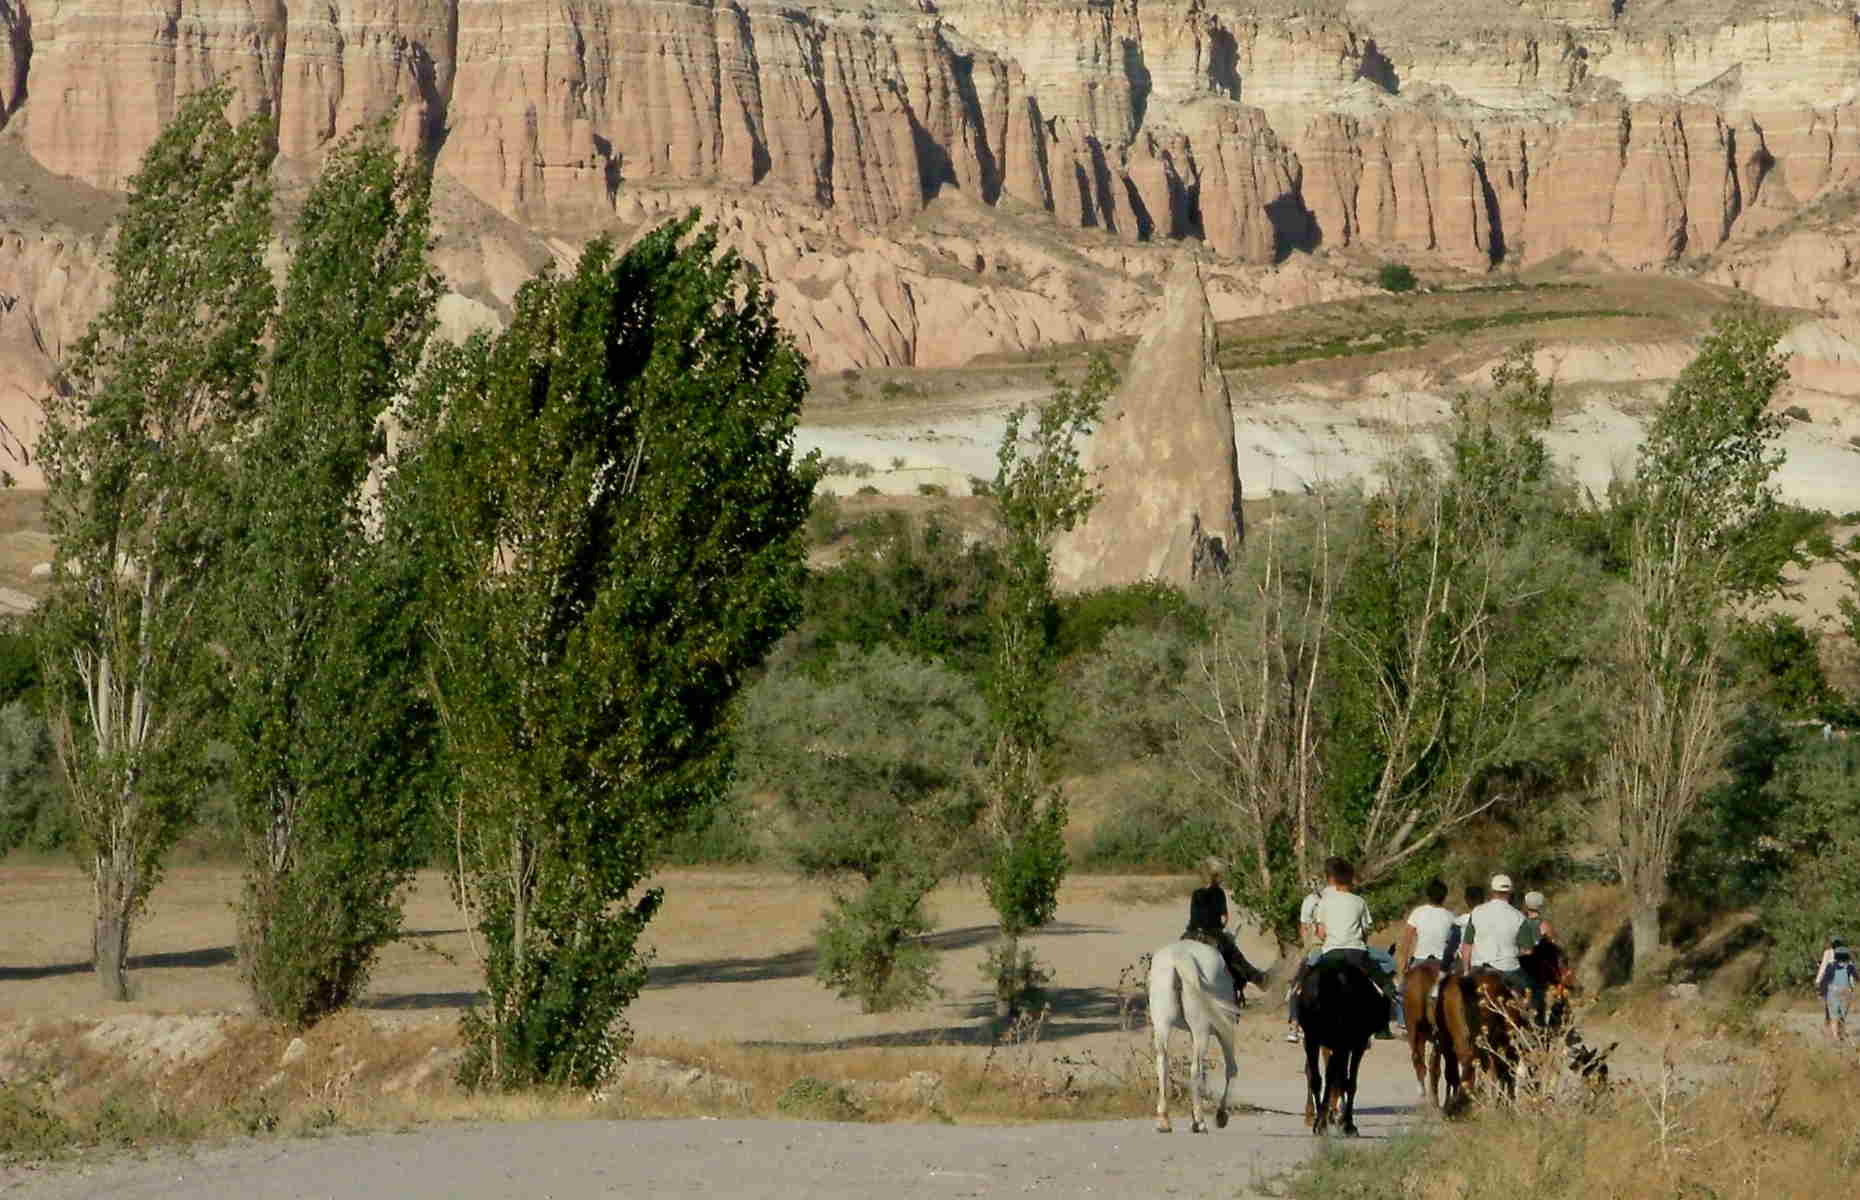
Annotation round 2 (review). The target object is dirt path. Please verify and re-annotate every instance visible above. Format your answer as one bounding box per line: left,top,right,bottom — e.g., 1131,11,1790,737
0,1072,1412,1200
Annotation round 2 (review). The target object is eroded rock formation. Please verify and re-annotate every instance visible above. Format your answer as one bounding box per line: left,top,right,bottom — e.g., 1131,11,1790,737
1052,253,1242,591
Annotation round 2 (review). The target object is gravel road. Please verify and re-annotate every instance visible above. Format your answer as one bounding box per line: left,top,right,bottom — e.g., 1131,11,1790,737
0,1074,1410,1200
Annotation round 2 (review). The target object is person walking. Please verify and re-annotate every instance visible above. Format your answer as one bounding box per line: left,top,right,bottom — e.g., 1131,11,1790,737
1817,937,1858,1041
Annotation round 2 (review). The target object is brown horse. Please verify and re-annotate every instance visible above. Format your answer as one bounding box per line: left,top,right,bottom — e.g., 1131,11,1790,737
1434,938,1575,1111
1401,959,1453,1109
1437,968,1530,1110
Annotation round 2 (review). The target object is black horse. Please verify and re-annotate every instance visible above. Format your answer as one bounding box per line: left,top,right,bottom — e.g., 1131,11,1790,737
1294,956,1383,1136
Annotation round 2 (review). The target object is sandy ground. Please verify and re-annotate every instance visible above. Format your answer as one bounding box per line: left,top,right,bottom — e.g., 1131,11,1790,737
0,866,1429,1197
0,1103,1408,1200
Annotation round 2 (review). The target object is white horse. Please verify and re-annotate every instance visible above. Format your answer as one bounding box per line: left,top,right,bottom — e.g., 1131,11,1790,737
1147,939,1241,1133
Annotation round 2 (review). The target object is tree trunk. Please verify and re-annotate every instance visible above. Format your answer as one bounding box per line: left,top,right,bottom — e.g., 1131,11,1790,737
994,931,1019,1019
93,863,133,1001
1629,896,1663,981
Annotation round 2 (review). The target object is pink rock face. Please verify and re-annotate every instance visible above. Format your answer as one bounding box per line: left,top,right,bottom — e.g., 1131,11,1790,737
1052,253,1242,592
21,0,287,189
276,0,454,162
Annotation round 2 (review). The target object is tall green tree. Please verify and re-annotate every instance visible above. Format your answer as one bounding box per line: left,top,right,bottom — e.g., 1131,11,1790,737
1601,308,1788,978
401,216,815,1088
219,125,442,1026
37,85,274,1000
982,355,1112,1017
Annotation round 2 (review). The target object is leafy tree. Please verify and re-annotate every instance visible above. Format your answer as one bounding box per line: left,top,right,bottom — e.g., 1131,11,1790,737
981,354,1113,1017
1323,348,1597,891
1759,734,1860,991
1182,495,1347,956
740,645,986,1011
401,216,814,1088
791,511,1004,677
1599,307,1787,978
218,125,442,1026
37,85,274,1000
1377,264,1417,293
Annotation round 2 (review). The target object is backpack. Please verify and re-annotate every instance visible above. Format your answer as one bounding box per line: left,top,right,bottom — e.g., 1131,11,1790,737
1831,949,1857,989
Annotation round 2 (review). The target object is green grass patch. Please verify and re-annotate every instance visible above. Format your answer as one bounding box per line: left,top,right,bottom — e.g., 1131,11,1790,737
1216,308,1642,371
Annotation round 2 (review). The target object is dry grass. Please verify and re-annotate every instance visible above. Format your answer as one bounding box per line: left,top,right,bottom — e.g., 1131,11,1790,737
1292,1022,1857,1200
0,1003,1176,1163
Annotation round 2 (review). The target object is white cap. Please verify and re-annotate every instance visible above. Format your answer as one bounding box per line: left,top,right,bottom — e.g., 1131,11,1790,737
1489,874,1514,893
1524,891,1546,910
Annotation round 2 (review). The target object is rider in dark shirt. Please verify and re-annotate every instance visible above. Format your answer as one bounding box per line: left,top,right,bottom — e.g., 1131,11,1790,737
1183,860,1263,1003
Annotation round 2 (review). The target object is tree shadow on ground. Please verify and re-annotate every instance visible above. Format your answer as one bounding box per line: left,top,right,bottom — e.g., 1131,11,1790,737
361,990,485,1011
645,922,1110,990
0,944,237,982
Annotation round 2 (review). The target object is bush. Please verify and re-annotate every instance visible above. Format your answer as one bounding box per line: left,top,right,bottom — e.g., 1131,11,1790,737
815,875,940,1012
979,941,1052,1018
917,482,948,498
1054,579,1202,659
1080,797,1228,872
806,493,845,544
776,1077,865,1121
0,701,64,856
659,793,765,865
1377,263,1418,293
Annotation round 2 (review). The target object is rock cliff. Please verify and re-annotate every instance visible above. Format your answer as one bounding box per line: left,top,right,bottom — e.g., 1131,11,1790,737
0,0,1858,414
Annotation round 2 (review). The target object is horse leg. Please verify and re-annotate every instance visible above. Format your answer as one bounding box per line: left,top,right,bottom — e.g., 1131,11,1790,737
1408,1019,1429,1103
1339,1045,1364,1137
1211,1016,1237,1130
1303,1037,1325,1135
1148,960,1177,1133
1428,1037,1443,1110
1188,1027,1210,1133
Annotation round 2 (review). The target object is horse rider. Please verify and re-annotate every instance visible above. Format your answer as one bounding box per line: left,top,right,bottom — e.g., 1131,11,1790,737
1397,878,1456,979
1443,882,1484,976
1286,875,1325,1043
1460,874,1533,999
1816,936,1858,1041
1310,856,1399,1039
1183,859,1264,1005
1519,889,1557,1025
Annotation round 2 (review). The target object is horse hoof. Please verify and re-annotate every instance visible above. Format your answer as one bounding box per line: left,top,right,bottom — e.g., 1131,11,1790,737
1155,1119,1171,1133
1214,1108,1229,1129
1191,1121,1207,1134
1343,1124,1360,1138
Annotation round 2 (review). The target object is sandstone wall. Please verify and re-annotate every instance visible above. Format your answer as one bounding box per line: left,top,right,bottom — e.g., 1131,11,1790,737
0,0,1857,391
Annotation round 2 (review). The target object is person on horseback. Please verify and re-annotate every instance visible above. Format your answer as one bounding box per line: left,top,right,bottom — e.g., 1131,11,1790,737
1183,859,1265,1005
1312,856,1398,1039
1398,878,1456,976
1461,874,1532,995
1286,876,1324,1043
1443,883,1484,976
1519,890,1557,1025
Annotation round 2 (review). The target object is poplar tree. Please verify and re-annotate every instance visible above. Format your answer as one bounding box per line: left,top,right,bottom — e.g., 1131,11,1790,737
401,217,815,1087
219,124,442,1025
37,85,275,1000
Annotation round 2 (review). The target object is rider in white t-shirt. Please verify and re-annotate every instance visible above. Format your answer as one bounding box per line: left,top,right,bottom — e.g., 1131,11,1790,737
1398,878,1457,974
1309,856,1396,1038
1462,874,1531,991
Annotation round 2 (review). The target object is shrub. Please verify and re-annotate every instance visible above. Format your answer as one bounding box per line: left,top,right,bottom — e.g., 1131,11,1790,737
1054,579,1202,659
807,493,845,544
1377,262,1417,293
776,1077,865,1121
814,875,941,1012
916,482,948,498
0,701,65,856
